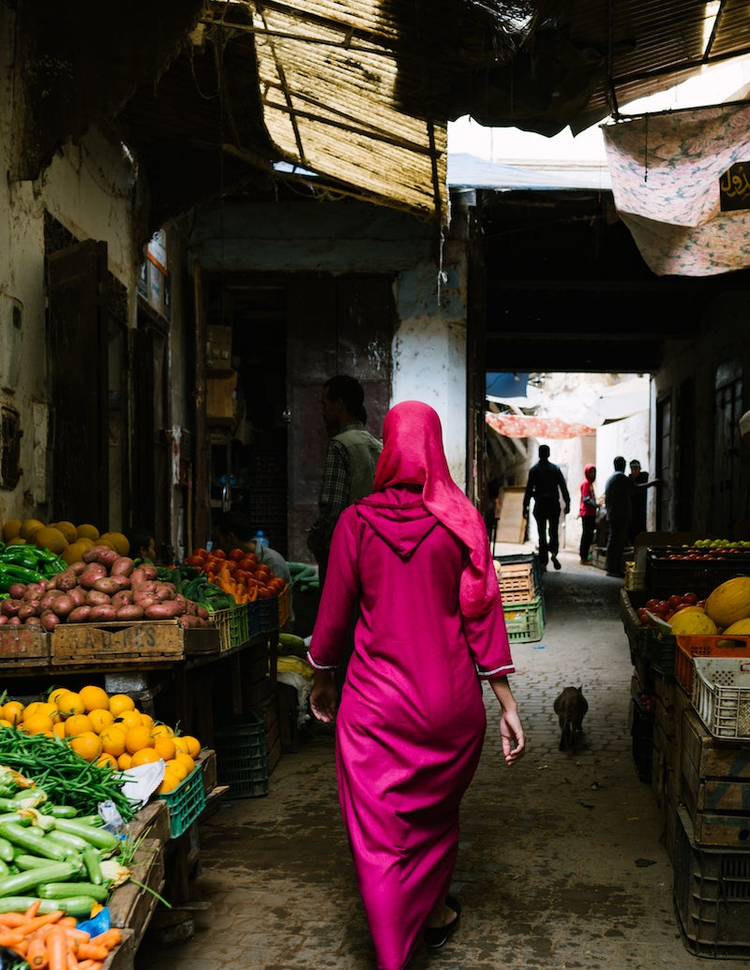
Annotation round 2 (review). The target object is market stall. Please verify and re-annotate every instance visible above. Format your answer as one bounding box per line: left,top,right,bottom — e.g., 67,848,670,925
619,534,750,959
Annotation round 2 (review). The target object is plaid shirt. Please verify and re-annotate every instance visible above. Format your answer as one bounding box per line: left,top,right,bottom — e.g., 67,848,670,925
307,422,361,555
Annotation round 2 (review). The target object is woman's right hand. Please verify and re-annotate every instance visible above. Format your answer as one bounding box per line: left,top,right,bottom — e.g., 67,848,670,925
310,670,338,723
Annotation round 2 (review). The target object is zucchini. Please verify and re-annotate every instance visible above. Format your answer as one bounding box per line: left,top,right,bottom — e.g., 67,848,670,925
0,821,68,861
37,881,110,904
82,847,104,886
0,837,15,864
52,817,119,852
0,860,77,896
45,830,91,854
0,895,79,914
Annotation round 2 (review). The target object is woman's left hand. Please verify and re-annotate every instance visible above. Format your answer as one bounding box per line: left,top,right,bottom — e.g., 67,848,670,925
310,670,338,723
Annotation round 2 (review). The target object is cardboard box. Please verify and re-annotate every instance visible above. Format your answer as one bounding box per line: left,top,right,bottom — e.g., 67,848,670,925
206,372,237,419
206,325,233,373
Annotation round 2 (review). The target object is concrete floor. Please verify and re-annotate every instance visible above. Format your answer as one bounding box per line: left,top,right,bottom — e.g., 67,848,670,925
136,547,743,970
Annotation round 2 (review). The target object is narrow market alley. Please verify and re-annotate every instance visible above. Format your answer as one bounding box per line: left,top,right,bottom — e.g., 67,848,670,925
135,550,740,970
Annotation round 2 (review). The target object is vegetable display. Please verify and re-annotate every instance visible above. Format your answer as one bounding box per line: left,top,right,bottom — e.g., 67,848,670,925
0,547,212,630
182,548,286,604
0,547,65,596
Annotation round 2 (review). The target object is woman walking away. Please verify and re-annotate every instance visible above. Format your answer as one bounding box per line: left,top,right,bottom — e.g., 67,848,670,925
579,464,597,564
308,400,525,970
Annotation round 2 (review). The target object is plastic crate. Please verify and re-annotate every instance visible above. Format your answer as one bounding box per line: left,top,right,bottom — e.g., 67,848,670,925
644,630,676,677
214,719,269,798
675,634,750,696
502,596,544,643
207,607,232,652
278,584,291,628
246,601,261,639
674,805,750,959
630,695,653,783
155,763,206,838
645,548,750,599
229,603,249,647
691,656,750,740
258,595,280,634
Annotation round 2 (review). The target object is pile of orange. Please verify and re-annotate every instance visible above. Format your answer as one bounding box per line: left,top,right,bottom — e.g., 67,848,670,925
0,685,202,792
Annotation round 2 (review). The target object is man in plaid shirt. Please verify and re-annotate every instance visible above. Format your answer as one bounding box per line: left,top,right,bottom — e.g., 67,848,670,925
307,375,382,586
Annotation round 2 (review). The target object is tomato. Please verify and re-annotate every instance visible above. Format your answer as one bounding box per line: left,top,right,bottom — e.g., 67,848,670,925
228,548,245,562
645,599,660,610
212,548,227,560
239,556,258,571
185,554,205,567
682,592,698,605
667,594,682,609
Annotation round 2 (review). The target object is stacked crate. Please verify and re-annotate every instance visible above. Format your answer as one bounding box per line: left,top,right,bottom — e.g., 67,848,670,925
494,554,545,643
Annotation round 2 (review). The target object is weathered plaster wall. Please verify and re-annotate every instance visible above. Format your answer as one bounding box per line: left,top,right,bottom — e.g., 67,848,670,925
189,197,471,486
0,5,140,526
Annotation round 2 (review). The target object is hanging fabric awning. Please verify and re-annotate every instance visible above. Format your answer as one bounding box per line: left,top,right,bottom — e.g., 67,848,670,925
486,413,596,440
602,103,750,277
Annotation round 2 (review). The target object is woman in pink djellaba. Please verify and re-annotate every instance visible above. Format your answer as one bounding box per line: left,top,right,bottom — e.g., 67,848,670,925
308,400,525,970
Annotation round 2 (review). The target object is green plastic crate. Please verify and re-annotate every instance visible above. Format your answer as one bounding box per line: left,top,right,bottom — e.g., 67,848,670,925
156,763,206,838
502,596,544,643
214,719,269,798
229,603,249,647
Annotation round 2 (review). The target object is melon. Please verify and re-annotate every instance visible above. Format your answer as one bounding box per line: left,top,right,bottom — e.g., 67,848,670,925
1,520,21,543
33,526,68,555
720,618,750,636
704,576,750,629
668,610,718,636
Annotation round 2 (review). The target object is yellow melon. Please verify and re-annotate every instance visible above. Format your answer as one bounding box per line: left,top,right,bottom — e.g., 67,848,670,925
99,532,129,556
52,521,78,544
669,610,718,636
62,542,89,564
20,518,45,540
33,526,68,555
76,524,100,541
720,618,750,636
1,520,21,543
705,577,750,629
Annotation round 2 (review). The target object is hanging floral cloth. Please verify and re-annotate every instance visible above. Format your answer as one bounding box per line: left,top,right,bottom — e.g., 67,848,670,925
602,103,750,276
486,413,596,439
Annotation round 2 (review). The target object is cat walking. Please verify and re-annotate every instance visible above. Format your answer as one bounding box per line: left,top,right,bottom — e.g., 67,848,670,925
554,685,588,751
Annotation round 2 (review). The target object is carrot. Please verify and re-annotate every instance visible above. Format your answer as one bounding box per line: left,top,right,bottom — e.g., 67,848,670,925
27,936,49,969
24,898,42,918
65,949,79,970
46,925,68,970
76,961,103,970
73,944,108,961
25,911,65,933
90,927,122,949
0,930,25,946
59,917,77,929
59,926,89,943
0,912,28,927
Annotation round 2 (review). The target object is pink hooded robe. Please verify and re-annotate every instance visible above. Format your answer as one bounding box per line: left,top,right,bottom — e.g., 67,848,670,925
308,401,515,970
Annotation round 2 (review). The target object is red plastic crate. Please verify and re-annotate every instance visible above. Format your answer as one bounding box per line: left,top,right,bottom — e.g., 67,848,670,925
674,634,750,696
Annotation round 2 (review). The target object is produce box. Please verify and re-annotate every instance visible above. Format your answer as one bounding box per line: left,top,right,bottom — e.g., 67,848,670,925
51,620,187,666
258,595,280,634
675,634,750,696
155,763,206,838
644,629,676,678
503,596,544,643
674,805,750,959
0,626,49,666
229,603,249,648
645,547,750,599
196,748,217,795
107,837,164,948
206,371,237,419
214,717,269,798
494,553,543,604
691,656,750,741
207,608,232,652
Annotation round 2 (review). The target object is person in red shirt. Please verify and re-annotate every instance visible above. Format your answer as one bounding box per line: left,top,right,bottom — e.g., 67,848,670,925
578,464,597,565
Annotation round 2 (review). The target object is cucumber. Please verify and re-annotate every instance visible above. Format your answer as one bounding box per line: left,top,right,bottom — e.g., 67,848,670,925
0,860,77,896
37,881,110,904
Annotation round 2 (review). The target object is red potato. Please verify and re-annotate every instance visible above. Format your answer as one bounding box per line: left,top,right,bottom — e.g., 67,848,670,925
195,605,209,620
40,610,61,631
23,617,42,628
93,576,129,595
70,561,87,575
24,583,46,599
89,605,117,622
155,585,175,602
86,589,112,607
79,564,108,589
82,545,119,568
8,583,27,600
145,600,185,619
17,602,40,620
40,591,63,611
130,580,158,595
52,594,76,617
6,616,20,625
131,564,158,583
110,590,134,609
110,556,135,578
68,605,92,623
68,587,86,606
115,604,145,621
1,599,21,618
133,593,158,609
0,615,7,625
53,570,79,591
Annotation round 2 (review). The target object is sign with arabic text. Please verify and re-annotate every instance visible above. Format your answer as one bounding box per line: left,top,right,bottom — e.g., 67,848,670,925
720,163,750,211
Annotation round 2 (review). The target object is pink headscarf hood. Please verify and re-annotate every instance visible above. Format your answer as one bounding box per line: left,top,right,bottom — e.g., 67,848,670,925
372,401,500,618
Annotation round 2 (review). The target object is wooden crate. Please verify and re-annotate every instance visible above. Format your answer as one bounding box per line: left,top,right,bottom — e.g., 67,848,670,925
51,620,186,666
124,799,172,844
108,837,165,949
197,748,217,794
0,626,49,666
680,705,750,848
